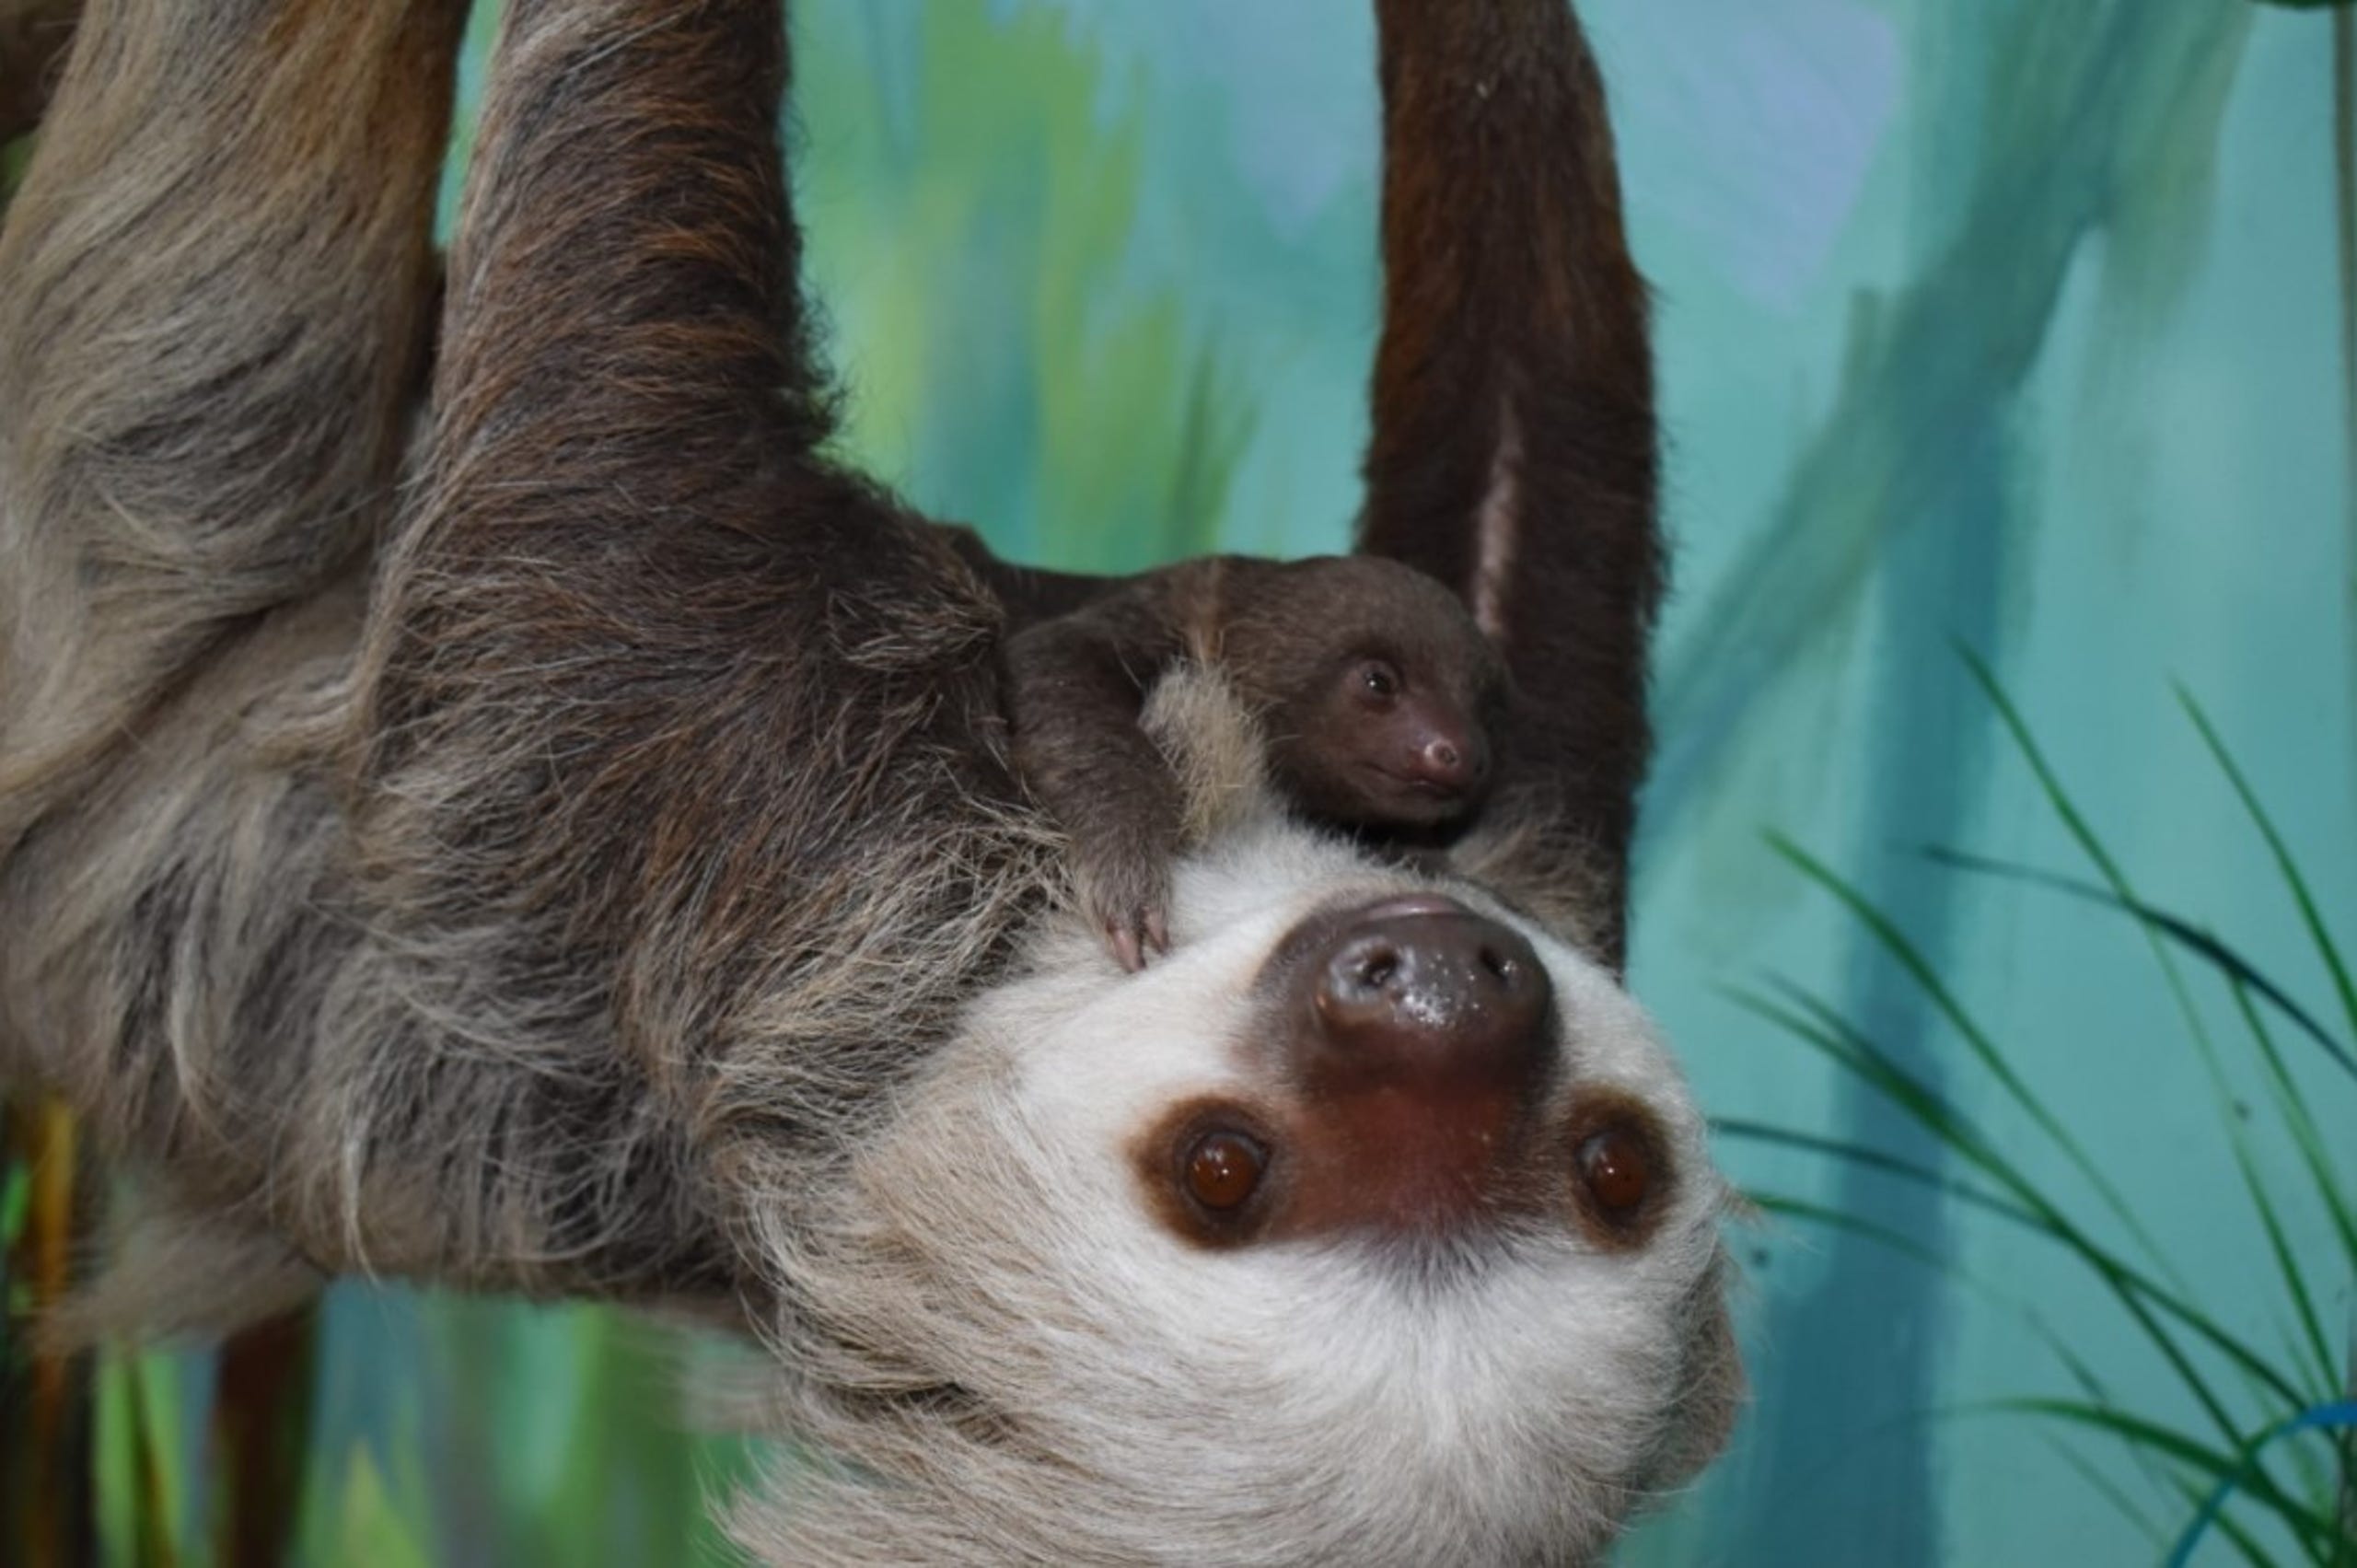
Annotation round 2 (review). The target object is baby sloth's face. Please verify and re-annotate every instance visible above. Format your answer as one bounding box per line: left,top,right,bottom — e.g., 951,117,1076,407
1307,647,1493,827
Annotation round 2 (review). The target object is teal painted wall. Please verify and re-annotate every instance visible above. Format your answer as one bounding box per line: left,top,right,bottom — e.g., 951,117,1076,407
41,3,2347,1562
788,11,2357,1553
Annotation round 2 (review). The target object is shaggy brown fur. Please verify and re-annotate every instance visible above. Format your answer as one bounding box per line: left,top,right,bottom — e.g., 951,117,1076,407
1360,0,1665,970
0,0,1731,1559
1006,553,1504,969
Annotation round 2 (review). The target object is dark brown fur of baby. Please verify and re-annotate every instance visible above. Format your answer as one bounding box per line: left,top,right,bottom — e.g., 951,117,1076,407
1005,553,1504,969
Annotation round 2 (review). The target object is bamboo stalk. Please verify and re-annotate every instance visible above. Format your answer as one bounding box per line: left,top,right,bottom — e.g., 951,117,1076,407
3,1097,96,1567
209,1306,319,1568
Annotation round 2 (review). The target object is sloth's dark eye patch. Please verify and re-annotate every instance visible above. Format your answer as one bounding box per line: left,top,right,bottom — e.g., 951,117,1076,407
1185,1131,1267,1212
1575,1124,1652,1222
1132,1100,1286,1248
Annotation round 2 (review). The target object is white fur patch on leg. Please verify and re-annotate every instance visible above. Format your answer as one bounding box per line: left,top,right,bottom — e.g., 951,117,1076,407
1471,401,1524,640
1139,662,1279,845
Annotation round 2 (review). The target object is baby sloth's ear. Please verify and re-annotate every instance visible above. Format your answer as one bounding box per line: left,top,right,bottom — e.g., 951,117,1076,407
1139,662,1281,844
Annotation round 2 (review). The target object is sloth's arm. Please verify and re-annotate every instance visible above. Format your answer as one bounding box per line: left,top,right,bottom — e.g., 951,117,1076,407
1004,575,1196,970
1356,0,1660,966
356,0,1014,995
935,522,1124,628
352,0,1028,1260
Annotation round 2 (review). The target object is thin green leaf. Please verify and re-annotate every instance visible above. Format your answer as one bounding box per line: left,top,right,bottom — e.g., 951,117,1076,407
1766,830,2182,1276
2165,1471,2289,1568
1748,1192,1955,1274
1994,1400,2344,1551
2234,1132,2346,1400
1733,1107,2337,1401
2235,978,2357,1269
2178,686,2357,1047
1952,656,2281,1276
1717,1120,2037,1226
1858,661,2343,1437
2049,1439,2172,1552
1920,845,2356,1081
1745,1192,2235,1542
1733,981,2307,1425
1754,1191,2134,1401
2167,1400,2357,1565
1913,852,2353,1446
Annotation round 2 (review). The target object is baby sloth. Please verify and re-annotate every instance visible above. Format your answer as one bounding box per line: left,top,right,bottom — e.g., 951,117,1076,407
1006,554,1504,970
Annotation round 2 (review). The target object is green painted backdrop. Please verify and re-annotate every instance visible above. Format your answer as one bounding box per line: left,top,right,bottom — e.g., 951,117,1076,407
7,1,2353,1562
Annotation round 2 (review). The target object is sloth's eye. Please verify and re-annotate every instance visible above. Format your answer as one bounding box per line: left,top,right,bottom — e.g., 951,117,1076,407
1357,660,1401,701
1184,1131,1267,1212
1575,1124,1653,1221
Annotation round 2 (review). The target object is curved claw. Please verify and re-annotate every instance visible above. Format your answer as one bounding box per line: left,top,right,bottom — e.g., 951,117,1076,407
1106,917,1147,974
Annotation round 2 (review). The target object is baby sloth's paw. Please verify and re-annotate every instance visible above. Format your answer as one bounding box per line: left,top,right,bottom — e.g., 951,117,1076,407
1076,846,1173,973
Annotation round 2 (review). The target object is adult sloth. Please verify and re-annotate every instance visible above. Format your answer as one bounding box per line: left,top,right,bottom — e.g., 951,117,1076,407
0,0,1738,1561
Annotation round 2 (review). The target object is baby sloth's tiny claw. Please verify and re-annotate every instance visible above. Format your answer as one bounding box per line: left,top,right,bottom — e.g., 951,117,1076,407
1080,850,1173,972
1098,896,1171,973
1106,915,1146,974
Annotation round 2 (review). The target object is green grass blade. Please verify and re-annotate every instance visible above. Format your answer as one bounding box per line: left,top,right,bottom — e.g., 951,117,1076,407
1747,1191,2223,1534
1748,1192,1956,1274
1734,982,2307,1423
1734,1110,2337,1400
2049,1439,2174,1555
2178,685,2357,1047
1956,645,2131,888
1913,848,2351,1406
2232,1132,2346,1398
2171,1473,2293,1568
1954,656,2271,1292
1908,865,2338,1393
2167,1400,2357,1566
1755,1191,2142,1398
1766,830,2183,1276
2224,979,2357,1275
1921,846,2356,1081
1995,1400,2344,1551
1716,1120,2038,1226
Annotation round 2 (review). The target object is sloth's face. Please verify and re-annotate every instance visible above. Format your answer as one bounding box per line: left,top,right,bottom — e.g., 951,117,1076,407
787,812,1738,1565
1025,824,1710,1265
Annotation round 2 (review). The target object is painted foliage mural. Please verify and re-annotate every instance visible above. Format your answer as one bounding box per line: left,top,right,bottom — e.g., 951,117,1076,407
3,0,2351,1562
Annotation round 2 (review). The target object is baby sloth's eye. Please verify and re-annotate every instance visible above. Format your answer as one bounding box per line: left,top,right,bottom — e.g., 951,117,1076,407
1184,1130,1268,1212
1357,659,1402,702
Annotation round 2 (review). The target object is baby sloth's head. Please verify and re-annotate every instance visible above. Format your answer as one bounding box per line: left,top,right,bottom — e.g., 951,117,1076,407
1227,556,1505,830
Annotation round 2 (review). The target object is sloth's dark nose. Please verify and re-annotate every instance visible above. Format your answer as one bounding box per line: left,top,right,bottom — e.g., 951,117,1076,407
1306,894,1550,1095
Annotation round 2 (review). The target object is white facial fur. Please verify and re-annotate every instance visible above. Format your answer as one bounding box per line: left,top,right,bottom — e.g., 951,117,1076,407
739,804,1739,1568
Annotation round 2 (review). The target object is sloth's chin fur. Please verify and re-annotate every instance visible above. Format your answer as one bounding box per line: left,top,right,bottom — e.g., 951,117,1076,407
727,672,1742,1568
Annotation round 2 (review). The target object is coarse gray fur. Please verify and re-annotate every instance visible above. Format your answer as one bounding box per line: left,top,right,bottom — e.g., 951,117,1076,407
0,0,1741,1561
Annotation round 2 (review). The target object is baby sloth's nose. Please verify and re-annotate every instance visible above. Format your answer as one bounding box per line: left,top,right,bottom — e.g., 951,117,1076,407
1403,731,1485,795
1307,894,1550,1097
